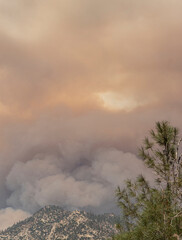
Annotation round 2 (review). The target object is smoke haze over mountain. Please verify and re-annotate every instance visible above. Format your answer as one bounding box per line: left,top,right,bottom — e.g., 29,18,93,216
0,0,182,230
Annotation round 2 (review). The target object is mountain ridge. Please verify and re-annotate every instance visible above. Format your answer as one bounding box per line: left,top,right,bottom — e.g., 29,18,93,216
0,205,119,240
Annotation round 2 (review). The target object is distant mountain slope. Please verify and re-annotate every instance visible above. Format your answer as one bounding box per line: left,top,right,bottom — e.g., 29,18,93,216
0,206,119,240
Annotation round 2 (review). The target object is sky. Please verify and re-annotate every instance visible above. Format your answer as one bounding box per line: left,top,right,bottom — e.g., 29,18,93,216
0,0,182,230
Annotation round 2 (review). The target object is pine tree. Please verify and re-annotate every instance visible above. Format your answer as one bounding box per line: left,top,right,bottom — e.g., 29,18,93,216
113,121,182,240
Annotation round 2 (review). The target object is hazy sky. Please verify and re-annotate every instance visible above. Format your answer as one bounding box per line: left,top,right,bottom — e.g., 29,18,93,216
0,0,182,230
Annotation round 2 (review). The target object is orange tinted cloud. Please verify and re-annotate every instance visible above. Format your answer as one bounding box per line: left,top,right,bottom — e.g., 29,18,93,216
0,0,181,116
0,0,182,225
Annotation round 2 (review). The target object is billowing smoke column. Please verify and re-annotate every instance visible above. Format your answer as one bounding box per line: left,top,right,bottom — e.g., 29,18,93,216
0,0,182,230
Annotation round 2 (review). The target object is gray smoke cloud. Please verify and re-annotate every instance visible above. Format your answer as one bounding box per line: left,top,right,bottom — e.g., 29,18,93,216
0,0,182,230
6,144,152,214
